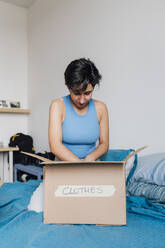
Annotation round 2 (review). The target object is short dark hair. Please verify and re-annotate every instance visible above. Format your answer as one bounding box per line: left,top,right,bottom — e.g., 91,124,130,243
64,58,102,91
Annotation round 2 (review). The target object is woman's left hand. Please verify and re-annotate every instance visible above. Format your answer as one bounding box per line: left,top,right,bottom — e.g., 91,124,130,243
83,155,95,162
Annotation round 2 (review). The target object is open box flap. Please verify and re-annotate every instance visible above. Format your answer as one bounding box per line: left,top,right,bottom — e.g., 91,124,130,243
123,146,148,162
21,151,53,163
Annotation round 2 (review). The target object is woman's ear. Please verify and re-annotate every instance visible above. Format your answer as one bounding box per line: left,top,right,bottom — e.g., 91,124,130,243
67,86,72,93
66,84,71,90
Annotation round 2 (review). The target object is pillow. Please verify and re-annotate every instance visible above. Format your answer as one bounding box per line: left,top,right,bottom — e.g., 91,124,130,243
99,149,136,184
131,153,165,186
127,180,165,204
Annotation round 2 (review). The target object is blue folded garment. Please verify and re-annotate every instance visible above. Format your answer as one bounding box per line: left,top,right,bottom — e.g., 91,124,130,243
127,180,165,204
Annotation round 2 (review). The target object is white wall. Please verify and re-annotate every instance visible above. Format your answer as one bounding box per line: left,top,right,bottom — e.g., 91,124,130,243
28,0,165,155
0,1,28,146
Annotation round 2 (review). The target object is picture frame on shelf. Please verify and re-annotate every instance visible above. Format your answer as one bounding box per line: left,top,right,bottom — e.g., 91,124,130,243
9,101,21,108
0,100,9,108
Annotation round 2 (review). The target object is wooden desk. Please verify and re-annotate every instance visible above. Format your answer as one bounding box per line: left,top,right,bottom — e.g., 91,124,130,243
0,147,19,182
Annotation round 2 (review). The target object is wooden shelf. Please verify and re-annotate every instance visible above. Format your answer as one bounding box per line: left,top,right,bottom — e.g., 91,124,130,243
0,108,30,114
0,147,19,152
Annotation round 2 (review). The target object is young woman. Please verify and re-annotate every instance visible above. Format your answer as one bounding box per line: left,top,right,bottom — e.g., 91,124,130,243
28,58,109,211
49,58,109,161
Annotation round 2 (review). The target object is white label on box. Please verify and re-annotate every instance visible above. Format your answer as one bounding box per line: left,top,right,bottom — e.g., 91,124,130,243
54,185,116,197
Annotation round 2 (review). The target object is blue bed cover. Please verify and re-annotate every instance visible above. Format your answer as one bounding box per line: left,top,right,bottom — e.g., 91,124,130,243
0,180,165,248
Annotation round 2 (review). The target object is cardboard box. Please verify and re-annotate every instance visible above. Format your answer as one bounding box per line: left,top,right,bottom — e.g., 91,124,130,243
23,146,146,225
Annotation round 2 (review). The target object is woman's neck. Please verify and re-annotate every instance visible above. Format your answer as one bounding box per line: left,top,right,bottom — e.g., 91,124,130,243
69,97,89,116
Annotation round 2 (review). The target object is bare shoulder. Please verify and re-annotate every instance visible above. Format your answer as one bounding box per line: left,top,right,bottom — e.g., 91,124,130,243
50,97,64,110
93,99,108,112
49,97,65,122
93,99,108,122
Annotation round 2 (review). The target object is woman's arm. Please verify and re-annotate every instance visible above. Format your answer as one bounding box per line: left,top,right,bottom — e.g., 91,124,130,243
48,99,81,161
84,101,109,161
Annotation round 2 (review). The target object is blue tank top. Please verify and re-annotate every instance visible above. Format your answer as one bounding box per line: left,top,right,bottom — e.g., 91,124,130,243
62,95,100,159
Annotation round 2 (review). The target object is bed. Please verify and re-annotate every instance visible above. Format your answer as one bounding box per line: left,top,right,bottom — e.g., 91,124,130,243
0,151,165,248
